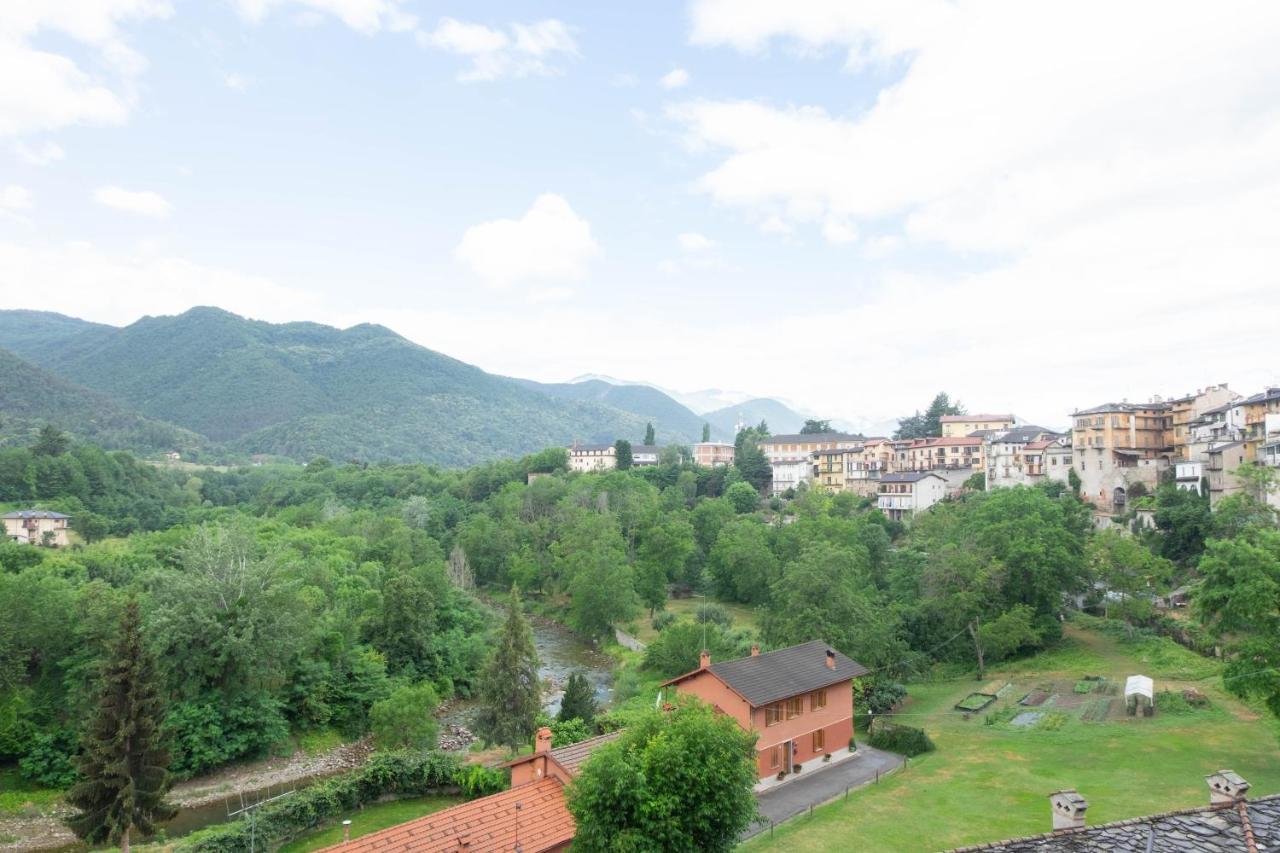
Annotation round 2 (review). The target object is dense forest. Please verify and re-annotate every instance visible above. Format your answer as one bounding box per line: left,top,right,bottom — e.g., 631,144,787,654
2,424,1278,808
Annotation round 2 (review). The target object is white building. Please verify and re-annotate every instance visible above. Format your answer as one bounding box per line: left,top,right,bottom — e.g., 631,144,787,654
568,444,616,473
877,472,947,521
630,444,661,467
1175,460,1205,494
770,459,814,495
985,425,1061,488
3,510,71,547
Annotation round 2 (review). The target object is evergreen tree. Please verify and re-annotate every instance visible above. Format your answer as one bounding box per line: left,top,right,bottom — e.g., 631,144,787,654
474,585,541,750
800,419,832,434
615,439,633,470
701,423,711,442
558,670,597,724
644,422,656,445
67,600,175,853
32,424,71,457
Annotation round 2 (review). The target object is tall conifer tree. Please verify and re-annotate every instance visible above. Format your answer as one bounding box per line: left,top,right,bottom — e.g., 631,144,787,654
475,585,541,750
558,670,598,724
644,423,656,445
67,600,175,853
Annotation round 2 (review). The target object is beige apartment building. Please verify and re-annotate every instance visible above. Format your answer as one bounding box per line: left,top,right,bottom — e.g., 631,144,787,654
1071,401,1171,513
761,432,864,496
1164,384,1239,460
3,510,71,547
895,437,986,473
940,414,1017,438
692,442,735,467
567,444,616,473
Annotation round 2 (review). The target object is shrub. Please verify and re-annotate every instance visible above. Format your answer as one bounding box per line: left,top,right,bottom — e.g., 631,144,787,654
651,611,677,632
176,750,461,852
455,764,507,799
694,603,732,628
369,683,440,751
858,679,907,714
867,719,935,757
1155,690,1197,715
18,729,79,788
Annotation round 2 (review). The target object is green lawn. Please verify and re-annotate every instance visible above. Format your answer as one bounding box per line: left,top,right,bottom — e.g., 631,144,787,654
742,623,1280,852
0,766,63,816
277,795,461,852
631,596,761,644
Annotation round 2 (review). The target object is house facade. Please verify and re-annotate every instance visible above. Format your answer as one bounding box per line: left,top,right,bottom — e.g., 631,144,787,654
692,441,735,467
567,443,617,473
1071,401,1170,513
662,641,868,779
877,472,947,520
3,510,71,547
940,413,1017,438
630,444,662,467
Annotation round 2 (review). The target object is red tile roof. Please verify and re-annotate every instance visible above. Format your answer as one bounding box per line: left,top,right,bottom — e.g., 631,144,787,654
315,778,573,853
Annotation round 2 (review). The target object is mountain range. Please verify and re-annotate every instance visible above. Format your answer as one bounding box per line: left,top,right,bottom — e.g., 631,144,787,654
0,307,825,465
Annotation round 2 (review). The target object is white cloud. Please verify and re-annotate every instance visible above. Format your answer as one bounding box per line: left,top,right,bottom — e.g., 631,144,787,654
0,186,33,211
93,186,173,217
758,215,792,236
0,0,171,138
821,217,857,244
677,232,715,251
0,240,322,326
659,68,690,89
232,0,417,35
11,140,65,165
527,285,574,304
419,17,578,81
455,194,599,287
224,72,249,91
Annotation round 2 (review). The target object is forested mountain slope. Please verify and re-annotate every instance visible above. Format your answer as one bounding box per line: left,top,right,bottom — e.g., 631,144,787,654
0,307,651,465
512,377,712,442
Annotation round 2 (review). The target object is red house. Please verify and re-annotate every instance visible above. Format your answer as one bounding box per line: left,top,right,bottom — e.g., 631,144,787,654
661,640,869,779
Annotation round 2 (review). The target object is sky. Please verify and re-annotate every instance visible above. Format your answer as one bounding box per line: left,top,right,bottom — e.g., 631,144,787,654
2,0,1279,431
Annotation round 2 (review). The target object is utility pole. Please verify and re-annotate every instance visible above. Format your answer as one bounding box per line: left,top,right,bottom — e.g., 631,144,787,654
226,785,296,853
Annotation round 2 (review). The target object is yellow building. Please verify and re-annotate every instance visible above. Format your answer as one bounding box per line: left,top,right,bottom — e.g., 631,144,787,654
1164,384,1239,460
1071,401,1170,512
1235,387,1280,461
812,448,851,493
940,414,1017,438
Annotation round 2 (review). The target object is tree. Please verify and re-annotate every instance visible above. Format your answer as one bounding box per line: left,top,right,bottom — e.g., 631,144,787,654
642,620,746,678
800,419,832,435
474,586,541,751
369,682,440,750
567,700,758,852
67,601,175,853
615,439,633,471
1153,484,1211,564
568,551,639,638
1195,529,1280,715
894,393,964,439
963,472,986,491
644,423,656,445
732,424,771,492
707,519,778,604
635,516,694,614
373,569,439,677
32,424,71,457
1086,529,1173,620
1067,466,1082,496
558,671,597,724
701,423,711,442
724,481,760,514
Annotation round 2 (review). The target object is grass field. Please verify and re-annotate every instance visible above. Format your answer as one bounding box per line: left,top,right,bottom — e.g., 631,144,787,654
276,795,461,852
630,595,761,644
742,622,1280,852
0,766,62,816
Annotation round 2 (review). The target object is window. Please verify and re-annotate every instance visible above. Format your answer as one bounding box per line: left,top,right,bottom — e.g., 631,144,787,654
785,697,803,720
765,705,781,726
812,728,825,752
811,689,827,710
769,745,780,768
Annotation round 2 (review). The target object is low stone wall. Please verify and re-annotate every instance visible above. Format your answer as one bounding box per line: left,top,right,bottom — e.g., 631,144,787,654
615,626,646,652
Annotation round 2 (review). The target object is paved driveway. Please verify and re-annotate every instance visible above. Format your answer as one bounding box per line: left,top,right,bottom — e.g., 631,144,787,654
744,743,904,839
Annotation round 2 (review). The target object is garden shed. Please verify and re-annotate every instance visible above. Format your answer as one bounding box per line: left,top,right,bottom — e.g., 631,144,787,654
1125,674,1154,716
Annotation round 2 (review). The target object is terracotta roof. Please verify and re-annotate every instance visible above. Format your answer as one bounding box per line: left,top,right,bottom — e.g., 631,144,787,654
548,731,622,775
316,778,573,853
663,640,868,707
943,793,1280,852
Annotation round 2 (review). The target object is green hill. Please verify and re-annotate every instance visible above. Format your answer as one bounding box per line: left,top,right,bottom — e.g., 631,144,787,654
512,378,715,443
0,347,212,457
0,307,654,466
703,397,808,437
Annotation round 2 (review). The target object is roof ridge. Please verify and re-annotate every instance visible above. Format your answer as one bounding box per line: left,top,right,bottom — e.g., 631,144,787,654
941,793,1280,852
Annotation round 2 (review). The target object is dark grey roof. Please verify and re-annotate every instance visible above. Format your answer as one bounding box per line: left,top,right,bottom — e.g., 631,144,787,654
1207,441,1245,453
993,425,1060,444
1073,402,1169,415
630,445,662,455
880,472,944,483
761,432,865,445
944,794,1280,852
3,510,70,519
693,640,869,707
568,444,614,452
1241,388,1280,405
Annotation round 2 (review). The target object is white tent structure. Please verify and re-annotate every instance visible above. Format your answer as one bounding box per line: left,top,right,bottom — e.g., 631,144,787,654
1125,674,1154,716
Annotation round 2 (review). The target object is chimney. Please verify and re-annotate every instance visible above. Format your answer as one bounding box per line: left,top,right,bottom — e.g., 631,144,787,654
1206,770,1251,806
1050,790,1088,830
825,649,836,670
534,726,553,754
699,649,710,669
751,644,760,657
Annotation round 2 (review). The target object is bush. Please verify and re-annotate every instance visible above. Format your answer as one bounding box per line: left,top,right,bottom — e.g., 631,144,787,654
176,750,462,852
858,679,907,714
867,718,935,757
651,611,677,632
369,683,440,751
694,603,732,628
1155,690,1197,715
18,729,79,788
455,764,507,799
